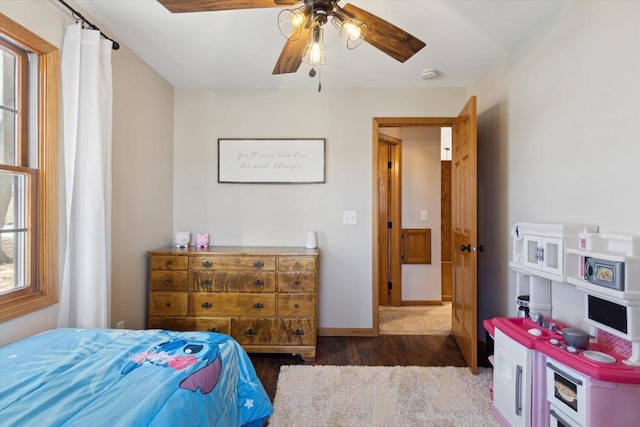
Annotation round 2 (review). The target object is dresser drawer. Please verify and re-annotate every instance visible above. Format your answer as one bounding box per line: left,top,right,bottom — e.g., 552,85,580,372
149,292,188,317
190,271,276,293
278,257,316,271
148,316,230,334
277,294,315,317
225,271,276,292
189,271,226,292
191,293,276,317
232,319,315,346
150,271,189,291
190,256,276,271
150,256,188,271
192,318,231,334
277,272,316,292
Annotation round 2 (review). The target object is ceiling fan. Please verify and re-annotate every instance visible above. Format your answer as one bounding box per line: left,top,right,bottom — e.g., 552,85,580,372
157,0,426,75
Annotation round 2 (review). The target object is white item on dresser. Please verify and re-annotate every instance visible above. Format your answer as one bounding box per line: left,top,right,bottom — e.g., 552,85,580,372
305,231,318,249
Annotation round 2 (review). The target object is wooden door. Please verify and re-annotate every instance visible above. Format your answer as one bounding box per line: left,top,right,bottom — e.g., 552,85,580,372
451,96,478,374
377,135,402,306
378,142,391,305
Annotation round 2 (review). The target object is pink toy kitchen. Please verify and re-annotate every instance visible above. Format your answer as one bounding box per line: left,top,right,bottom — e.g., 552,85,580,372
484,223,640,427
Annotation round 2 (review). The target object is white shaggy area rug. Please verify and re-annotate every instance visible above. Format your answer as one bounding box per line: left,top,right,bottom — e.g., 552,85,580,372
379,303,452,335
269,365,498,427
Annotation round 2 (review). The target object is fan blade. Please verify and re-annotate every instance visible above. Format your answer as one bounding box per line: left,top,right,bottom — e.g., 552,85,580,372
342,4,425,63
158,0,295,13
273,26,311,75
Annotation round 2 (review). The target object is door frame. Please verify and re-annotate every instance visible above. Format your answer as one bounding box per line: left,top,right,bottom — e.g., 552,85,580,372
372,117,456,335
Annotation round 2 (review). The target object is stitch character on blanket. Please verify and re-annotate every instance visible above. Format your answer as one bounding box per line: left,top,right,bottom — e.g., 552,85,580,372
121,332,228,394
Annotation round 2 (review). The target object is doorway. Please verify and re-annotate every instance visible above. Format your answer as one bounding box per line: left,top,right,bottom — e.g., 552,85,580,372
372,117,459,338
372,97,479,374
376,125,452,334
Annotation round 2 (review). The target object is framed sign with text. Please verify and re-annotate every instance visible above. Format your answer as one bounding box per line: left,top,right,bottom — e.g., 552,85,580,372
217,138,326,184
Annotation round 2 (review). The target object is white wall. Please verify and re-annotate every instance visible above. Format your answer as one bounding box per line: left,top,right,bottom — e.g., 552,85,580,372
6,0,634,344
0,1,174,345
400,127,442,302
110,30,174,332
173,88,467,329
470,0,640,333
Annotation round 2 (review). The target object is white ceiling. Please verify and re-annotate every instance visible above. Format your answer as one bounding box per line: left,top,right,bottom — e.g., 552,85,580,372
74,0,567,89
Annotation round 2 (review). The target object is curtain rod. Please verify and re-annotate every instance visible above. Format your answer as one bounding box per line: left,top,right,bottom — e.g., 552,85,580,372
57,0,120,50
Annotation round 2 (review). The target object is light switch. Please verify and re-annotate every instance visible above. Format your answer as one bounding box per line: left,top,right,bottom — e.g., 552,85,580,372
343,211,357,225
420,210,429,221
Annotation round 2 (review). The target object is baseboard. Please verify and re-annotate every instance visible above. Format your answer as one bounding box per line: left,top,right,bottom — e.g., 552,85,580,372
442,296,452,302
400,300,443,306
317,327,376,337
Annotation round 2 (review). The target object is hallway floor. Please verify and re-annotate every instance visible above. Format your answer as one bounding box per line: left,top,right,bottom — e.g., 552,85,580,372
379,303,452,335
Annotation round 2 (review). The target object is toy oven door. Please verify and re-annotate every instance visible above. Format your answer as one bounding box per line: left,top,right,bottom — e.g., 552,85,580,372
546,359,587,426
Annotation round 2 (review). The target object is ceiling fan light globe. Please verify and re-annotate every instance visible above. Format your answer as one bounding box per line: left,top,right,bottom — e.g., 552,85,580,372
331,16,367,50
278,6,309,40
290,6,310,28
344,23,361,40
302,44,326,66
302,26,326,66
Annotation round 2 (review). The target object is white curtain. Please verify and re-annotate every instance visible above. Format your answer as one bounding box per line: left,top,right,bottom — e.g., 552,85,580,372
58,24,113,328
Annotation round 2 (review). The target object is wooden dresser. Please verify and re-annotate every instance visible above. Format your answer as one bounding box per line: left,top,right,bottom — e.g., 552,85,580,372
147,246,319,361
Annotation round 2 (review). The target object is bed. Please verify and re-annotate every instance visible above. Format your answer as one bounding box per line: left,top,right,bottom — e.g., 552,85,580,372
0,328,273,426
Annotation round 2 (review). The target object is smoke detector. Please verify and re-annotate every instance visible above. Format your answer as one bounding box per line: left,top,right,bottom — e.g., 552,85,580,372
421,69,439,80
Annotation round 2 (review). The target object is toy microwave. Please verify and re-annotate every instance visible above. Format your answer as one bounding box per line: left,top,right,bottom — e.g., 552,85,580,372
584,257,625,291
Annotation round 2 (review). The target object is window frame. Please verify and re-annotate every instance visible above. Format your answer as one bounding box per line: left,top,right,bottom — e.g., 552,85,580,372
0,13,59,322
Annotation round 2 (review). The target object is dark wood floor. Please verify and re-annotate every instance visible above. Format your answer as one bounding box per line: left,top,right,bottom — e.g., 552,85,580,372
249,335,489,401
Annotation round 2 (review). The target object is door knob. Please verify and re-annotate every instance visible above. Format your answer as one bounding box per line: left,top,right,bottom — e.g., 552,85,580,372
460,244,484,253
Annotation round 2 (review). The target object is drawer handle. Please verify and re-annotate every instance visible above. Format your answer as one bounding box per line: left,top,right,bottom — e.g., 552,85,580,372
294,280,301,286
201,302,213,310
165,260,172,266
202,279,212,286
253,280,264,287
207,328,221,333
253,302,265,310
294,262,300,268
290,329,305,337
165,302,171,307
202,261,213,268
294,304,299,309
253,261,264,269
244,329,257,337
164,279,173,285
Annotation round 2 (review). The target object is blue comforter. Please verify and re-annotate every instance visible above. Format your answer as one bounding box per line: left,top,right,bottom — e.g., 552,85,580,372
0,328,273,426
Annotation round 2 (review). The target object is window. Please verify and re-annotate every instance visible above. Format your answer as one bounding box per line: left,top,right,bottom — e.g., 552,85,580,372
0,14,59,322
